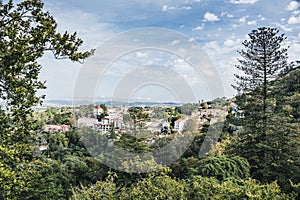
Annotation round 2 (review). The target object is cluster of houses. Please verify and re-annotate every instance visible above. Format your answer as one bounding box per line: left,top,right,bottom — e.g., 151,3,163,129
77,105,124,133
76,105,185,133
38,99,249,154
40,103,238,150
43,103,238,137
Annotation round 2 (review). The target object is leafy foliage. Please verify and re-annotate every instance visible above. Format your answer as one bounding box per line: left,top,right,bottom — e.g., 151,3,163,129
0,0,93,198
189,156,250,181
0,6,299,198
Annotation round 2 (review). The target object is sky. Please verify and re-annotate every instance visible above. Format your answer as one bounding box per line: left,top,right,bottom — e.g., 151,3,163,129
34,0,300,103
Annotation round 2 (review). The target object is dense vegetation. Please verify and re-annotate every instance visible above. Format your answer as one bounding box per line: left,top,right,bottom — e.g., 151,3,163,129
0,1,299,199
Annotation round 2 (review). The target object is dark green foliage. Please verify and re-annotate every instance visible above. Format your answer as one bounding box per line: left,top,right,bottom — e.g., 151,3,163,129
45,108,75,126
189,156,250,181
165,107,180,127
233,27,288,93
230,27,300,194
71,171,295,200
0,6,298,198
171,157,201,179
189,176,295,200
177,103,198,115
0,0,93,198
114,133,151,153
128,107,150,125
71,173,118,200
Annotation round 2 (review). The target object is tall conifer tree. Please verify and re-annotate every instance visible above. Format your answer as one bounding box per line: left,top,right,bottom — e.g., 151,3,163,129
231,27,300,192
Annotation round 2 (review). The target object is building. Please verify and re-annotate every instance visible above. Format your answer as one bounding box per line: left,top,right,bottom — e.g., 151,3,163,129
94,105,104,117
145,121,162,133
94,117,111,133
44,124,71,132
174,119,184,132
77,117,99,128
38,145,49,151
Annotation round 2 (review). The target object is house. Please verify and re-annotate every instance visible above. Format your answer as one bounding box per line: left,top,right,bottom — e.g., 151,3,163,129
60,125,71,132
174,119,184,132
94,105,104,117
77,117,99,128
95,123,111,132
110,118,122,129
38,145,49,151
44,124,71,132
94,118,112,133
145,121,162,133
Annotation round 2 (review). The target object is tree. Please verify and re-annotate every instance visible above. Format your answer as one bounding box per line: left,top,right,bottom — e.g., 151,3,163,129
189,176,295,200
232,27,288,138
0,0,93,198
189,156,250,181
71,172,118,200
121,174,188,200
231,27,300,193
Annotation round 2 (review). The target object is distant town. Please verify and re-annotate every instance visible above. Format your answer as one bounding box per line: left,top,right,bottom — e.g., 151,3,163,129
40,98,243,151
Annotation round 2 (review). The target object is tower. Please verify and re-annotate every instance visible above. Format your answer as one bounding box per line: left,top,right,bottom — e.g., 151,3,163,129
94,105,104,117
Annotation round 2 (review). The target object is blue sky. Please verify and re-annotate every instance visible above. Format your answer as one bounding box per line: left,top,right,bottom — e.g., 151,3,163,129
36,0,300,103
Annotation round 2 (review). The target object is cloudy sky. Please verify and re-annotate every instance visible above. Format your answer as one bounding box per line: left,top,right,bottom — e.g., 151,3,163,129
35,0,300,103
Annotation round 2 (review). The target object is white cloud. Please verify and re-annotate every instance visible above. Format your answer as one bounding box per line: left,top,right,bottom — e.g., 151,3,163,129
188,37,195,42
162,5,168,12
287,1,299,11
171,40,181,45
182,6,192,10
288,15,300,24
231,24,238,29
162,5,176,12
274,23,292,32
223,38,242,48
289,43,300,61
293,10,300,15
204,12,220,22
247,20,257,25
224,39,235,47
239,15,249,23
258,15,266,21
192,23,205,31
184,0,202,3
230,0,258,4
221,12,234,18
136,52,148,58
38,3,120,100
171,58,200,86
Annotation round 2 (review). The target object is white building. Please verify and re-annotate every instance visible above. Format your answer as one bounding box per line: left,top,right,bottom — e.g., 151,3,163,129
38,145,49,151
174,119,184,132
94,117,111,133
78,117,99,128
94,105,104,117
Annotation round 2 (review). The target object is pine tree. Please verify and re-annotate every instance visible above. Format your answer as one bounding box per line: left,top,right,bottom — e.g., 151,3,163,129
232,27,288,139
231,27,300,193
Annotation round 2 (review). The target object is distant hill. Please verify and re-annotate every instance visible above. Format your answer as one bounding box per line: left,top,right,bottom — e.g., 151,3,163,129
43,99,182,107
